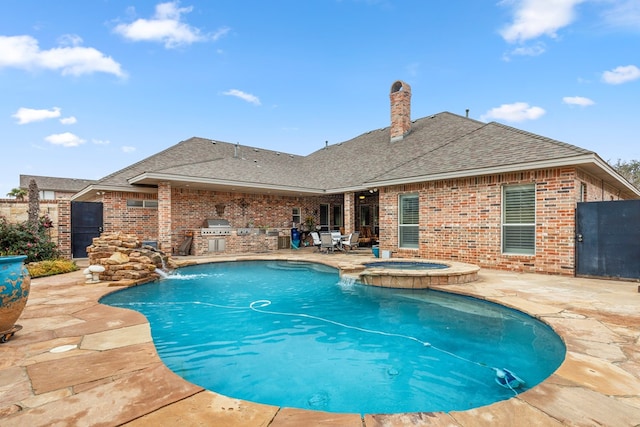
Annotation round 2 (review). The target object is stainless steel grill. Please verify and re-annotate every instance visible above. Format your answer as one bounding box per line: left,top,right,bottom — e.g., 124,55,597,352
201,219,232,235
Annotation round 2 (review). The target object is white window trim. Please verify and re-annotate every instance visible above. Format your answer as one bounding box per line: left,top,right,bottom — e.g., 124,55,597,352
398,193,419,249
127,199,158,208
501,184,536,255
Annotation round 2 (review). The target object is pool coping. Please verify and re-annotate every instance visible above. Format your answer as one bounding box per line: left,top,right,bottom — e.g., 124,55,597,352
1,250,639,426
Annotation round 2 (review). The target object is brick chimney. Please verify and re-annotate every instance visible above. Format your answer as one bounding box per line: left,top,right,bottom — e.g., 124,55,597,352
390,80,411,142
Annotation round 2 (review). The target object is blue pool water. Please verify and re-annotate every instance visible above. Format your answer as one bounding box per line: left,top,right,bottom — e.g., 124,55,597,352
100,260,565,414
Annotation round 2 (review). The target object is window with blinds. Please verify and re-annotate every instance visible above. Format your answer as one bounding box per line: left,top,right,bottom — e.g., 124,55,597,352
399,194,419,248
502,185,535,254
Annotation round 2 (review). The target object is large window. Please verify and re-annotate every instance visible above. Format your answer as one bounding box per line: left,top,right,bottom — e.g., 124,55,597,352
399,194,419,248
502,185,535,255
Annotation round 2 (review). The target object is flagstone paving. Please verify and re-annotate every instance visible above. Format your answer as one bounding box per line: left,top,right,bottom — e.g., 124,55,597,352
1,250,639,426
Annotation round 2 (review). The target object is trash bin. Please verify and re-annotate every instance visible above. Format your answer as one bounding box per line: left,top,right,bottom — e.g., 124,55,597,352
291,228,300,249
372,245,379,258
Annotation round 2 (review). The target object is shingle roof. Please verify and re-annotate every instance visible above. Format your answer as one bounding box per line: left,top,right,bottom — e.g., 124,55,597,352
79,111,637,198
20,175,97,192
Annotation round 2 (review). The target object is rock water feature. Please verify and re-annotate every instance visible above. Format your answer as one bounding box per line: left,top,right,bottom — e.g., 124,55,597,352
86,232,177,284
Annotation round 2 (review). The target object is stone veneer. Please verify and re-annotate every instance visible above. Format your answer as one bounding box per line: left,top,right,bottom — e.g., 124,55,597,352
339,259,480,288
86,232,176,283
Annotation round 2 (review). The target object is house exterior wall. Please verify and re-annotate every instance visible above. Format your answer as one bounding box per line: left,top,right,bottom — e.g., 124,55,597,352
100,187,342,255
102,192,159,242
378,166,623,275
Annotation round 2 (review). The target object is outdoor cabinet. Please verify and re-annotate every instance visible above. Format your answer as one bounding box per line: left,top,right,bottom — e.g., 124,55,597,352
207,238,226,253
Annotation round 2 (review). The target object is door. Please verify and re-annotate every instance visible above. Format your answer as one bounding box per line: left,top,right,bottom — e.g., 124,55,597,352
71,202,103,258
576,200,640,280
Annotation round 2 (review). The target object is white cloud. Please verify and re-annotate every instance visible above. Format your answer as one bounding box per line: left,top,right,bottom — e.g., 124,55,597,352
12,107,61,124
113,1,228,48
92,139,111,145
502,42,546,61
0,35,125,77
602,65,640,84
44,132,86,147
222,89,261,106
60,116,77,125
601,0,640,31
122,146,136,153
500,0,585,43
562,96,595,106
481,102,546,122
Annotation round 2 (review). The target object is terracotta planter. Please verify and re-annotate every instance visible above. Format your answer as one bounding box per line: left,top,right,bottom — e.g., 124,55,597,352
0,255,30,342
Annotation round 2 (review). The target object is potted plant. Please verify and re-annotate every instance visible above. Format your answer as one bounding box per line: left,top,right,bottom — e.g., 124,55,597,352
304,215,315,232
0,255,30,342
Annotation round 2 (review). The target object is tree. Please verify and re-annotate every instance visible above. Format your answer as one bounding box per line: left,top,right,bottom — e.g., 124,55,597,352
610,159,640,190
27,179,39,230
6,188,27,200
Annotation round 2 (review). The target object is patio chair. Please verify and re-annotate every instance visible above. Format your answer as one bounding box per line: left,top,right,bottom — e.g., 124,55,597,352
341,231,360,251
310,232,322,251
320,232,335,253
331,231,343,250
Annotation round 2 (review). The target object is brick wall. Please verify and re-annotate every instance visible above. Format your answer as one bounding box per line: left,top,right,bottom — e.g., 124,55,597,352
102,192,159,242
101,187,342,255
378,167,622,275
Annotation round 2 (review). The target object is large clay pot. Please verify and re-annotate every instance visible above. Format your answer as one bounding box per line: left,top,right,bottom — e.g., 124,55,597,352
0,255,30,341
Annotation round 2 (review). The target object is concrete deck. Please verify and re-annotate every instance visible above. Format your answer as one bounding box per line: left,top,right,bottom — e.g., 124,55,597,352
1,249,639,426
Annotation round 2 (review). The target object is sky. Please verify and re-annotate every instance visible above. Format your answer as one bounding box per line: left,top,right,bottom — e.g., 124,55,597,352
1,0,639,197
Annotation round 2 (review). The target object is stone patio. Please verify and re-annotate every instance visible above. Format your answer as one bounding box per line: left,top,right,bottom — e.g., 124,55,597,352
1,250,639,426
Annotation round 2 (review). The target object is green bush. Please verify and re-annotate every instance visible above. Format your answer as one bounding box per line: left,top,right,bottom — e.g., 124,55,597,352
0,215,60,263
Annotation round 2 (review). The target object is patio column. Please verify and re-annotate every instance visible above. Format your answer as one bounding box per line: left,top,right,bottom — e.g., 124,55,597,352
343,192,354,234
158,181,172,253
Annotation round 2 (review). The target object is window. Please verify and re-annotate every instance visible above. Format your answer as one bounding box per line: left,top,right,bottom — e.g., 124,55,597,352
502,185,535,255
399,194,419,248
319,204,329,231
39,190,55,200
126,199,158,208
332,205,343,230
292,207,301,227
360,205,370,226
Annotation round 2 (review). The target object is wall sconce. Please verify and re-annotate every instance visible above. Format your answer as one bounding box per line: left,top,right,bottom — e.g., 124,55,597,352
359,195,366,200
215,203,226,216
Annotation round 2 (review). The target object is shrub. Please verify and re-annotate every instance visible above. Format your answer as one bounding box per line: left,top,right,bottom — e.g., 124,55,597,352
0,215,60,263
27,259,78,278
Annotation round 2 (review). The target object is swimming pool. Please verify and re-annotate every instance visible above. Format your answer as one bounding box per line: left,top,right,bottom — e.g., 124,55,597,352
101,260,565,415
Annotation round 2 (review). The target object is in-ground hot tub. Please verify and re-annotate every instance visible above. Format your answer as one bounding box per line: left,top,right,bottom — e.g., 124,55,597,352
340,259,480,288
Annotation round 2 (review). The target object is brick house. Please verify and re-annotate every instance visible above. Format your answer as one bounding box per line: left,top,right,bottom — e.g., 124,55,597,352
71,81,639,275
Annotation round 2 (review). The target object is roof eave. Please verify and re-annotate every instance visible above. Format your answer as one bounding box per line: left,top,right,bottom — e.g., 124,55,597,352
365,154,640,198
128,172,327,196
